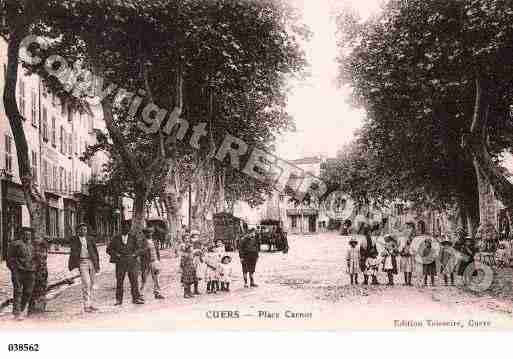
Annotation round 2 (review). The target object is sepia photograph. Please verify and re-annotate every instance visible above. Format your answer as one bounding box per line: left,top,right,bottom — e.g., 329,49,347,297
1,0,513,346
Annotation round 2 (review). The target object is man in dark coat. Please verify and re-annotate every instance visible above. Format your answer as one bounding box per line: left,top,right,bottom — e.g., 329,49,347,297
68,223,100,313
7,227,36,320
239,229,260,288
107,222,144,305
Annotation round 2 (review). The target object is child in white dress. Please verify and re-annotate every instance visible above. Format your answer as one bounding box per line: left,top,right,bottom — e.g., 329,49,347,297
205,247,219,294
365,253,380,285
219,255,233,291
346,238,361,285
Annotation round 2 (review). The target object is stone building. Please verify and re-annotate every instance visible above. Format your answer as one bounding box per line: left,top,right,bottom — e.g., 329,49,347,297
255,156,330,234
0,39,119,260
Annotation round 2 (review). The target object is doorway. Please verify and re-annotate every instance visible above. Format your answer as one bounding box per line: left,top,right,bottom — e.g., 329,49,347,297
308,216,316,233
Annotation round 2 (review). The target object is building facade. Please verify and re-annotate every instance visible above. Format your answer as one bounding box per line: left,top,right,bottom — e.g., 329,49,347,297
256,156,330,234
0,39,118,260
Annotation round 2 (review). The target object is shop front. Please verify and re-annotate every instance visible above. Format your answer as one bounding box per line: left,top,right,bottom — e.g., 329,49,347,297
287,208,319,234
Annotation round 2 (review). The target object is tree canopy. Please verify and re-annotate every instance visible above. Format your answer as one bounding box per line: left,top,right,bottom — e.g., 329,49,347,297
330,0,513,227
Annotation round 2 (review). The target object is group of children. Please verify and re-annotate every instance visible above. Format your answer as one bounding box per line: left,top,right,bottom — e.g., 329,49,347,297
345,234,463,287
179,232,233,298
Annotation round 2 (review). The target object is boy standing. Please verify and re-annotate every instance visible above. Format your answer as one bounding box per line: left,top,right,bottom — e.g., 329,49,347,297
382,236,399,286
346,238,361,285
140,227,165,300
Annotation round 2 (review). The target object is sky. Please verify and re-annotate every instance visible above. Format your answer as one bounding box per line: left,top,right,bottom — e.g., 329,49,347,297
276,0,383,161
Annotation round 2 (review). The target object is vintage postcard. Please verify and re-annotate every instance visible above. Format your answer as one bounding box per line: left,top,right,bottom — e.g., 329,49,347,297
1,0,513,337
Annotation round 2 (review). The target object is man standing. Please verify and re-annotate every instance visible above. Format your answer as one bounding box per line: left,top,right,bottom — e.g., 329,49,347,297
68,223,100,313
140,227,165,300
7,227,36,320
239,228,260,288
107,222,144,305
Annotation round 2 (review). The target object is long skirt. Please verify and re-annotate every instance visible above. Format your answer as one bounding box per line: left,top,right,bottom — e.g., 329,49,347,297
399,255,414,273
241,252,259,273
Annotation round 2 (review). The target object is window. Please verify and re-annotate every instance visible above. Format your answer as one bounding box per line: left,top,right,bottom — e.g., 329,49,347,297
68,108,73,122
73,133,78,155
4,134,12,173
31,150,38,183
31,90,37,126
42,159,49,188
52,165,58,191
46,207,59,238
59,126,64,154
42,84,48,98
61,102,66,116
68,133,73,156
291,216,297,229
88,114,94,133
19,79,26,117
67,171,72,192
42,107,48,141
59,167,64,192
51,117,56,146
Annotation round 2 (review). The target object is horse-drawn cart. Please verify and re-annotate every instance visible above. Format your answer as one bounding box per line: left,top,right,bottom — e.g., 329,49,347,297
213,212,245,252
258,219,288,253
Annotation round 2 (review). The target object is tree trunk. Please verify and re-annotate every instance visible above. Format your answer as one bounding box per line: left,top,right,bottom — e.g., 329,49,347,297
463,77,513,226
4,14,49,313
131,187,147,235
456,184,479,236
162,190,184,243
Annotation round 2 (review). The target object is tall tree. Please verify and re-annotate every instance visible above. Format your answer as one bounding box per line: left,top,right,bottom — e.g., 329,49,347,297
335,0,513,231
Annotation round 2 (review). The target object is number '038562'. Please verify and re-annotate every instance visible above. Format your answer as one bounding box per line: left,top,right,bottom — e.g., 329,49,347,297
7,344,39,352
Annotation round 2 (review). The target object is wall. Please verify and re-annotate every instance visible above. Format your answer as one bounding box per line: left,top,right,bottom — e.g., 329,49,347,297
0,38,109,251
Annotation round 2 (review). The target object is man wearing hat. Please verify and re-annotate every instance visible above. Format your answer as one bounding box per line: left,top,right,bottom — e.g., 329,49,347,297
140,227,165,299
239,229,261,288
68,223,100,313
107,222,144,305
7,227,36,320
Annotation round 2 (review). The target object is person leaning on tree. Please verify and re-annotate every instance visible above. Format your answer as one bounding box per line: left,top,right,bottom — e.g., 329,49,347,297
107,222,145,305
239,228,260,288
68,223,100,313
7,227,36,320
